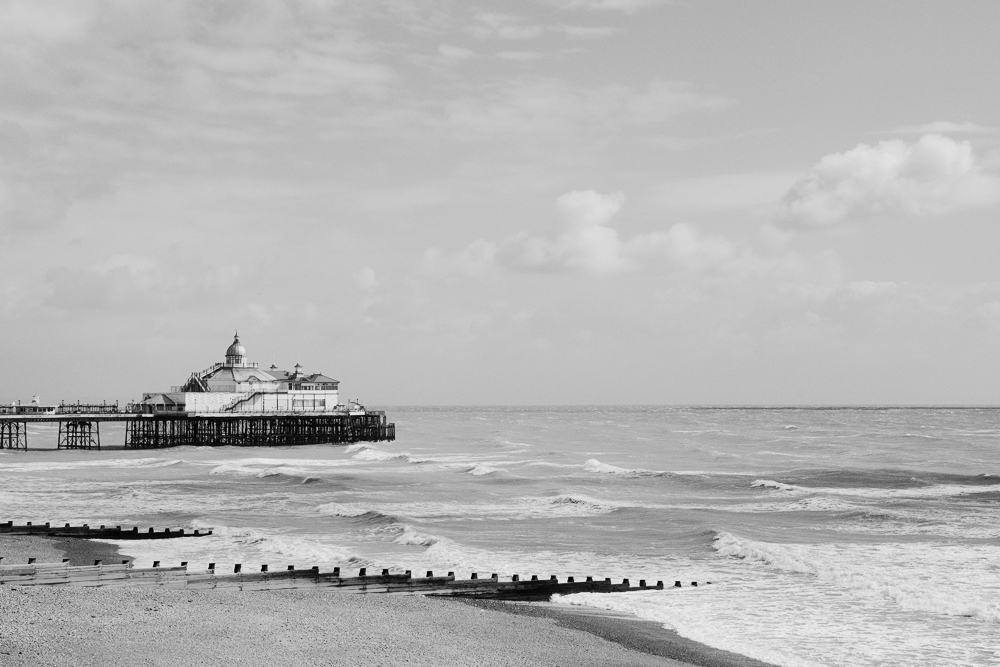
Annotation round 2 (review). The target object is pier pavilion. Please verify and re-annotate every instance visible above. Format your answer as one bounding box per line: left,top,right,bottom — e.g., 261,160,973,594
141,333,343,414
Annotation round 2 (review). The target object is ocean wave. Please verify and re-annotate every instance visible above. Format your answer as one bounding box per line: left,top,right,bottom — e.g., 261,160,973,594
313,493,631,523
548,493,617,510
350,446,411,462
315,502,369,517
750,477,1000,499
466,464,500,476
713,532,1000,624
0,458,185,472
202,463,328,486
769,469,1000,490
583,458,663,476
675,496,862,515
582,458,717,479
393,524,442,546
751,479,799,492
102,520,365,572
208,463,258,476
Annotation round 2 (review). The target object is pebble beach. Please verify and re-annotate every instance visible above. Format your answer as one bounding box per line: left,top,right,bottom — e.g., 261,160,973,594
0,535,772,667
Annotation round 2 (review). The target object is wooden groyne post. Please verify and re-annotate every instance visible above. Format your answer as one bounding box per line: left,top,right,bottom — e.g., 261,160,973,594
0,559,711,599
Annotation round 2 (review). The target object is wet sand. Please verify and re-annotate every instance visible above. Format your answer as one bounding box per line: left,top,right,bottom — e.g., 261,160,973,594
1,536,774,667
464,600,777,667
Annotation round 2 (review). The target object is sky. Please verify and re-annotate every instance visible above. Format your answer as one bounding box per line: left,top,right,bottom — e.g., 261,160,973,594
1,0,1000,405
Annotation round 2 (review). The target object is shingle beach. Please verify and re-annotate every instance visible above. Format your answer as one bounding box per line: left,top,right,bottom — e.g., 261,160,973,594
0,536,775,667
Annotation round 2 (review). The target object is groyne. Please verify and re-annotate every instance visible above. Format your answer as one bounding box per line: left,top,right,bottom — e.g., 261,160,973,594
0,522,213,540
0,560,704,600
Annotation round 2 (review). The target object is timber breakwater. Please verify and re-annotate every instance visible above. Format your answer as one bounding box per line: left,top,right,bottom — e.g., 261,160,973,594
0,559,703,600
1,520,707,600
0,521,213,540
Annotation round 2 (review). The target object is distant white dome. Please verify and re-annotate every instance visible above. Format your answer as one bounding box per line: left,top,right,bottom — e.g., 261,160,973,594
225,332,247,366
226,334,246,359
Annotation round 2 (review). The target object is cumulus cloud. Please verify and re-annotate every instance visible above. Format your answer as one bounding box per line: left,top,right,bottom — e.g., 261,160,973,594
424,190,736,275
777,134,1000,227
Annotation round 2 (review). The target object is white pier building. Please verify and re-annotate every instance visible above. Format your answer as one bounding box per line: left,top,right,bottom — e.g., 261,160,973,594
141,333,343,414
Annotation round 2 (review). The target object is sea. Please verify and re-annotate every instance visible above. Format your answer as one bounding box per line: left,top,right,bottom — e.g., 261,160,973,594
1,406,998,667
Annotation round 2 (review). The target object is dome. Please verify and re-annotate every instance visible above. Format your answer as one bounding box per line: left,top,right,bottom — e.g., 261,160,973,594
226,333,246,359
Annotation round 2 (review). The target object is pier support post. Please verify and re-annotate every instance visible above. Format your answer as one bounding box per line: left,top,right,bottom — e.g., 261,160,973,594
0,421,27,450
57,420,100,450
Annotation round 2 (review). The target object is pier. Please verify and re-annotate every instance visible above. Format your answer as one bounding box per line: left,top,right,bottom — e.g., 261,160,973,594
0,409,394,450
0,334,395,450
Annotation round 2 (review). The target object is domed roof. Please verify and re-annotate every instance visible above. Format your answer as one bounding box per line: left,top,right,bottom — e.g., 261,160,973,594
226,333,246,358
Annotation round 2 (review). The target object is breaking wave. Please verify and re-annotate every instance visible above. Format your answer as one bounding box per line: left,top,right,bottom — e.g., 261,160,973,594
751,479,799,492
582,458,663,477
315,502,369,518
751,477,1000,499
466,464,500,476
713,532,1000,624
0,458,184,472
393,524,441,546
350,447,411,462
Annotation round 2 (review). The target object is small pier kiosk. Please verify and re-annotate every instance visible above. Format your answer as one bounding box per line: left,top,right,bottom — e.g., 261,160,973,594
0,334,394,450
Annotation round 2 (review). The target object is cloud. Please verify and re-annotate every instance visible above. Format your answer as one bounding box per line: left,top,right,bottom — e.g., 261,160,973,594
777,134,1000,227
651,171,799,214
890,121,998,136
560,25,619,38
442,79,730,140
353,267,378,290
0,0,92,42
467,13,546,40
438,44,475,60
421,239,498,276
42,252,241,312
0,177,78,233
424,190,736,275
466,11,624,41
546,0,668,12
498,50,544,61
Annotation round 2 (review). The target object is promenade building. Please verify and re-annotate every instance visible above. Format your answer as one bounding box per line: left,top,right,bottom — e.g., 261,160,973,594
141,334,342,414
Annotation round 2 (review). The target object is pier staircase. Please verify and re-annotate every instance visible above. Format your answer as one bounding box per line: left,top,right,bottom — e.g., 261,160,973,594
220,391,259,413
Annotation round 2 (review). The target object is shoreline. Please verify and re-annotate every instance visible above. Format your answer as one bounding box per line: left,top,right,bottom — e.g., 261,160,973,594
0,534,126,567
461,599,778,667
2,535,774,667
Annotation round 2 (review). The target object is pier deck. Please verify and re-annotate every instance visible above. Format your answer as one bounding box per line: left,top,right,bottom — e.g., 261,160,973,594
0,411,394,449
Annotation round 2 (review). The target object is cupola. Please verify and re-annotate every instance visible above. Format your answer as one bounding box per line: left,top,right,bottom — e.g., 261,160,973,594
225,332,247,367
